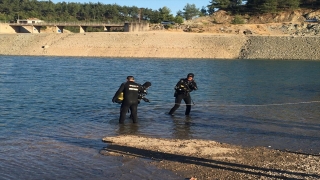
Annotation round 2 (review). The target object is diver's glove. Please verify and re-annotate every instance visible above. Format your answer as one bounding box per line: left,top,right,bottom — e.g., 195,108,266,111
190,81,197,90
142,97,150,103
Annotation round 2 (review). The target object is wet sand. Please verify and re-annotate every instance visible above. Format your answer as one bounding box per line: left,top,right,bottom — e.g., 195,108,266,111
101,135,320,180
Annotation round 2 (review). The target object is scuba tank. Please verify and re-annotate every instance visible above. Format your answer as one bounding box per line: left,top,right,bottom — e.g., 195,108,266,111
175,79,189,93
115,92,123,103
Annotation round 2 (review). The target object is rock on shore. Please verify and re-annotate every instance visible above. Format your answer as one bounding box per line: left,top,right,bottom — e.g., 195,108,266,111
0,32,319,60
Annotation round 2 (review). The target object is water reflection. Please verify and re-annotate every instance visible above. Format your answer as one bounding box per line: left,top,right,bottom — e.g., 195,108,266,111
171,115,193,139
117,123,140,135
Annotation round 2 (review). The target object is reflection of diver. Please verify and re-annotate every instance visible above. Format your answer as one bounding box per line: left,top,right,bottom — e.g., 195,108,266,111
118,123,139,135
169,73,197,116
171,116,192,139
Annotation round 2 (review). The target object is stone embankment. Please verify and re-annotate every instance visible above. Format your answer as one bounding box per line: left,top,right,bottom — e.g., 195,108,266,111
240,36,320,60
0,32,319,60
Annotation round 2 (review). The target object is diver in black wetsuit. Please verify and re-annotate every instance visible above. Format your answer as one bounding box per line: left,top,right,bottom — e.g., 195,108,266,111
127,81,152,119
112,76,143,124
168,73,198,116
113,80,151,120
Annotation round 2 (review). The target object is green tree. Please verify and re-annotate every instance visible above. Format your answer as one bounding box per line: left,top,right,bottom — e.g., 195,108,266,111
232,14,245,24
200,6,208,16
278,0,300,9
117,6,130,22
103,4,120,22
159,6,174,21
182,3,200,20
140,8,155,22
174,15,184,24
301,0,320,6
230,0,243,7
176,10,183,17
209,0,243,10
260,0,278,13
68,2,81,20
148,10,161,23
209,0,231,9
207,3,216,15
246,0,261,12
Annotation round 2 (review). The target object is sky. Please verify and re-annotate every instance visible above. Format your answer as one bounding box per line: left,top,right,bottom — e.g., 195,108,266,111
50,0,211,15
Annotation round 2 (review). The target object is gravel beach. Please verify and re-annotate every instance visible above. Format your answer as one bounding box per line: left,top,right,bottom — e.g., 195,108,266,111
102,135,320,180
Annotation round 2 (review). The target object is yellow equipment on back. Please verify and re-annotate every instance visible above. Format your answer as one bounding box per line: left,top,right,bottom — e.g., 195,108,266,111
115,92,123,103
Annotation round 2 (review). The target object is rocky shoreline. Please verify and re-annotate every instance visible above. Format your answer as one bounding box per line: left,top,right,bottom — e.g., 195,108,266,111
240,36,320,60
0,32,319,60
102,135,320,180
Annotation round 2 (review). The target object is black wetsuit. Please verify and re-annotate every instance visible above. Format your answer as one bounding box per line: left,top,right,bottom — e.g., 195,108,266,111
113,81,142,124
169,78,197,115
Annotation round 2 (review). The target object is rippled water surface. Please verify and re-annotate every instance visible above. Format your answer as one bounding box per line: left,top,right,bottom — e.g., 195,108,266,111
1,56,320,179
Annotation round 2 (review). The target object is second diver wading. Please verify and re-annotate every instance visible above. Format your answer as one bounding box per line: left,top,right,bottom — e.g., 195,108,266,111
169,73,198,116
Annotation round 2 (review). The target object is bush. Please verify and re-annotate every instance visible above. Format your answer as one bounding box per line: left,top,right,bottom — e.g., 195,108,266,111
232,15,245,24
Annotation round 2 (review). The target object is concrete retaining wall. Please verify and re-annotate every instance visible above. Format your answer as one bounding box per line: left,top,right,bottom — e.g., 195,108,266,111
124,23,149,32
0,23,17,33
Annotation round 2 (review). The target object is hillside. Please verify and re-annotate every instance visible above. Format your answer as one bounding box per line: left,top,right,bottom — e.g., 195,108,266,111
158,9,320,36
0,9,319,60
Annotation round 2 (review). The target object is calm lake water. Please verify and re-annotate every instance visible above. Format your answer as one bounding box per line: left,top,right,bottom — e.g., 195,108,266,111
1,56,320,179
